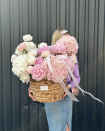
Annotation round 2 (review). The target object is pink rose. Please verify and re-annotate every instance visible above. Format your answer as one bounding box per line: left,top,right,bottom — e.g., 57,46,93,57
31,64,45,81
17,43,26,51
36,57,44,64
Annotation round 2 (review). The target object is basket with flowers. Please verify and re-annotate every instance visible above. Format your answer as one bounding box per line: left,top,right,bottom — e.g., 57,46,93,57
11,34,79,103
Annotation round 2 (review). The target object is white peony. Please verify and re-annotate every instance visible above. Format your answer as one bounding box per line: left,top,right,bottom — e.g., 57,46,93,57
20,72,30,84
23,34,33,42
15,48,23,55
26,66,33,74
28,48,37,57
12,54,28,77
28,56,36,65
25,42,36,51
38,42,47,48
11,54,17,63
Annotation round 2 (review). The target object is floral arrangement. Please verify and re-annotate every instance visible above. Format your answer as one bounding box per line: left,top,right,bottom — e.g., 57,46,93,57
11,34,77,84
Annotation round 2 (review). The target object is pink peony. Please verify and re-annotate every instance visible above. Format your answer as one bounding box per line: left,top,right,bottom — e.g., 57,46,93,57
37,46,49,55
25,66,33,74
17,43,26,51
36,57,44,64
56,36,78,55
48,45,55,55
31,64,45,81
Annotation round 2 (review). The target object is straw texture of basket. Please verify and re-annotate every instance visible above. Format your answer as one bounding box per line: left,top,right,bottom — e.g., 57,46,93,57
29,77,65,103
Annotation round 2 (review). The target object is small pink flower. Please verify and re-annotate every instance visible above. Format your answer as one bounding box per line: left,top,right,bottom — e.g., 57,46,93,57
37,46,49,55
17,43,26,51
36,57,44,64
25,66,33,74
31,64,45,81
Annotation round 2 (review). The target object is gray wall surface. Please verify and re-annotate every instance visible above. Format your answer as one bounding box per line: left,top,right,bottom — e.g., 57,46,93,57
0,0,105,131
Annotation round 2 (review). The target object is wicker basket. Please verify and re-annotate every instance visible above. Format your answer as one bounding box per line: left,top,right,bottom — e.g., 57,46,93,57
29,77,65,103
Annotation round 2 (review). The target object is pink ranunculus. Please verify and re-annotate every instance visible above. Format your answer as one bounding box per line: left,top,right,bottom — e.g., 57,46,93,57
37,46,49,55
25,66,33,74
17,43,26,51
36,57,44,64
31,64,45,81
